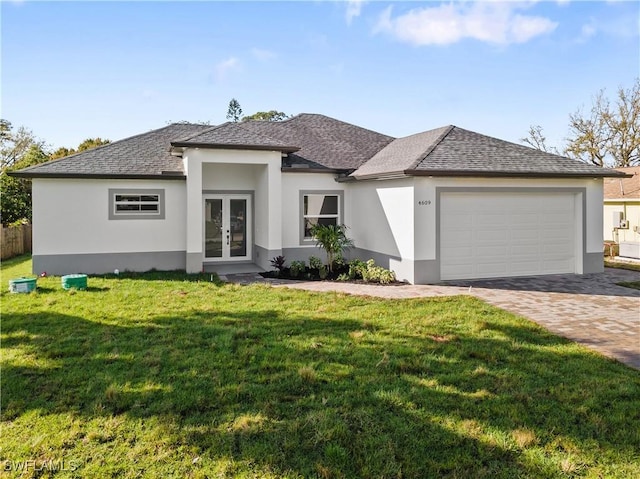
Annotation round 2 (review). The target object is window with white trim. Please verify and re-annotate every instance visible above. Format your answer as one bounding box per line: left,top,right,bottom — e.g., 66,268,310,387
109,189,165,220
302,193,340,239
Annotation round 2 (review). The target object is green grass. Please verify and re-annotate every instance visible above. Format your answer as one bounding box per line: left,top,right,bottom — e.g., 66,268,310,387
2,255,639,478
605,258,640,272
617,281,640,290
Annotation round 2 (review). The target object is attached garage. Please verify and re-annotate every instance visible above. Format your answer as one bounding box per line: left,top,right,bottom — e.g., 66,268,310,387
348,124,623,284
439,190,580,280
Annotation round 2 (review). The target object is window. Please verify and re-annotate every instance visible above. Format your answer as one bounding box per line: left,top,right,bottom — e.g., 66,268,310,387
301,191,343,241
109,189,165,220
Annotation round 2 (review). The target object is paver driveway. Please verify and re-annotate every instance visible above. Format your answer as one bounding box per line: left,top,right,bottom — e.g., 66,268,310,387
224,268,640,369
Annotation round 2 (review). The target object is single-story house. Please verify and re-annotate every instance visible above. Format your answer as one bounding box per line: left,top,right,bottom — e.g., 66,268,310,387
11,114,626,283
603,166,640,259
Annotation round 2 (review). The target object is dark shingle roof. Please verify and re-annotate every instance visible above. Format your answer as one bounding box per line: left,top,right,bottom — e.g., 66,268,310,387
352,126,451,178
171,122,299,152
11,123,211,179
12,116,626,180
352,125,627,179
240,114,395,170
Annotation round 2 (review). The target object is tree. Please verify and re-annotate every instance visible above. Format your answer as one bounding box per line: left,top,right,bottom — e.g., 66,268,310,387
0,120,45,169
242,110,290,122
226,98,243,122
564,92,611,166
520,125,559,154
50,138,110,160
565,79,640,167
1,144,50,225
523,80,640,167
310,224,354,272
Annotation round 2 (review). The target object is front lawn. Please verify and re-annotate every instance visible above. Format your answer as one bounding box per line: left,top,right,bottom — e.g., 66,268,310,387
2,256,639,478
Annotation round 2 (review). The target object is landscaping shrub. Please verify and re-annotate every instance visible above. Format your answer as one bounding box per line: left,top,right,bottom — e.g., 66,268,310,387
270,255,286,273
348,259,367,280
289,260,306,278
310,224,354,272
361,259,396,284
308,256,323,271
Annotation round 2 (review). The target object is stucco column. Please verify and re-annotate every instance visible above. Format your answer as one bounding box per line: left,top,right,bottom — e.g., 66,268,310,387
184,151,203,273
268,157,282,251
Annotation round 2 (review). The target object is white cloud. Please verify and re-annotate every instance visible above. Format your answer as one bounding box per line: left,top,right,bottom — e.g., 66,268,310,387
374,3,558,46
579,21,597,41
251,48,276,62
214,57,240,81
346,0,365,25
577,12,639,43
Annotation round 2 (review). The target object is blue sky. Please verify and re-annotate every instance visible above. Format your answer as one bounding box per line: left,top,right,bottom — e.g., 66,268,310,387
2,1,638,151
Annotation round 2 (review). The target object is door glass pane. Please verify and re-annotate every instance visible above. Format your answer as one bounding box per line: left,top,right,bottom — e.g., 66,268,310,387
229,199,247,257
205,199,223,258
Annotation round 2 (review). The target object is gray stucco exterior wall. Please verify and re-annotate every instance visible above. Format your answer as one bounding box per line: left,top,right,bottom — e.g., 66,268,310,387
33,251,186,276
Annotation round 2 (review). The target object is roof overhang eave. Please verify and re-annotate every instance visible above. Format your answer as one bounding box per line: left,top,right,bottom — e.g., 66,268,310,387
170,141,300,153
7,172,186,180
281,167,346,174
404,169,632,179
342,171,408,182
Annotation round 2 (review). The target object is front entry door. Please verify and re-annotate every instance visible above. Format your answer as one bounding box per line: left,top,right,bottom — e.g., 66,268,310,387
204,194,251,261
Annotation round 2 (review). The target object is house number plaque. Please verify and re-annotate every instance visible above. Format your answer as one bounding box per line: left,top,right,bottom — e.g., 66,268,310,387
417,200,431,206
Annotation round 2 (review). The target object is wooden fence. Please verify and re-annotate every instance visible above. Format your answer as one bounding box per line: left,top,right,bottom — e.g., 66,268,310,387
1,224,32,260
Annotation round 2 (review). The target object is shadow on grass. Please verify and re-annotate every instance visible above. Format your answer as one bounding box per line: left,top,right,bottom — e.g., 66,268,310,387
2,302,639,477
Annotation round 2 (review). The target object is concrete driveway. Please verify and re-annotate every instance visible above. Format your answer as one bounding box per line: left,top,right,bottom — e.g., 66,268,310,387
227,268,640,370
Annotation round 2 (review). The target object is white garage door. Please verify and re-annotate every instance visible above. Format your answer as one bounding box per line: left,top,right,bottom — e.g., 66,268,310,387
440,192,578,280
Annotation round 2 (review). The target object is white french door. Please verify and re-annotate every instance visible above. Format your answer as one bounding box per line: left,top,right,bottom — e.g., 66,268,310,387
203,194,252,261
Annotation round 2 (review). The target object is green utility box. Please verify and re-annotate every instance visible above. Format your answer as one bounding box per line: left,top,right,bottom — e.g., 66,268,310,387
61,274,88,290
9,277,37,293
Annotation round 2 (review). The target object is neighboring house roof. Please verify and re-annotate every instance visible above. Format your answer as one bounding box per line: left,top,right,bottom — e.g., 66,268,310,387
10,123,210,179
11,114,627,180
603,166,640,200
352,125,626,179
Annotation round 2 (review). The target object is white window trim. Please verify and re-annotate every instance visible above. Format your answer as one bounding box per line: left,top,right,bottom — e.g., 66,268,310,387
299,190,344,245
108,188,165,220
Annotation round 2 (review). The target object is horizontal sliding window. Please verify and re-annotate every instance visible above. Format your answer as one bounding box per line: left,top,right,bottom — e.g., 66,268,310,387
109,189,165,220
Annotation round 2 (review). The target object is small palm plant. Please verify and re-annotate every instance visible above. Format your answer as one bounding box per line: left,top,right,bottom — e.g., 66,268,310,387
310,224,354,272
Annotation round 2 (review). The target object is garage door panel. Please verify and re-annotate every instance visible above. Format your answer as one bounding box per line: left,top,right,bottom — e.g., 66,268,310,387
477,263,508,275
541,259,574,272
441,246,474,259
443,233,474,246
440,192,577,280
511,261,542,275
511,213,540,225
511,245,540,256
476,245,507,257
474,215,508,227
476,230,509,242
